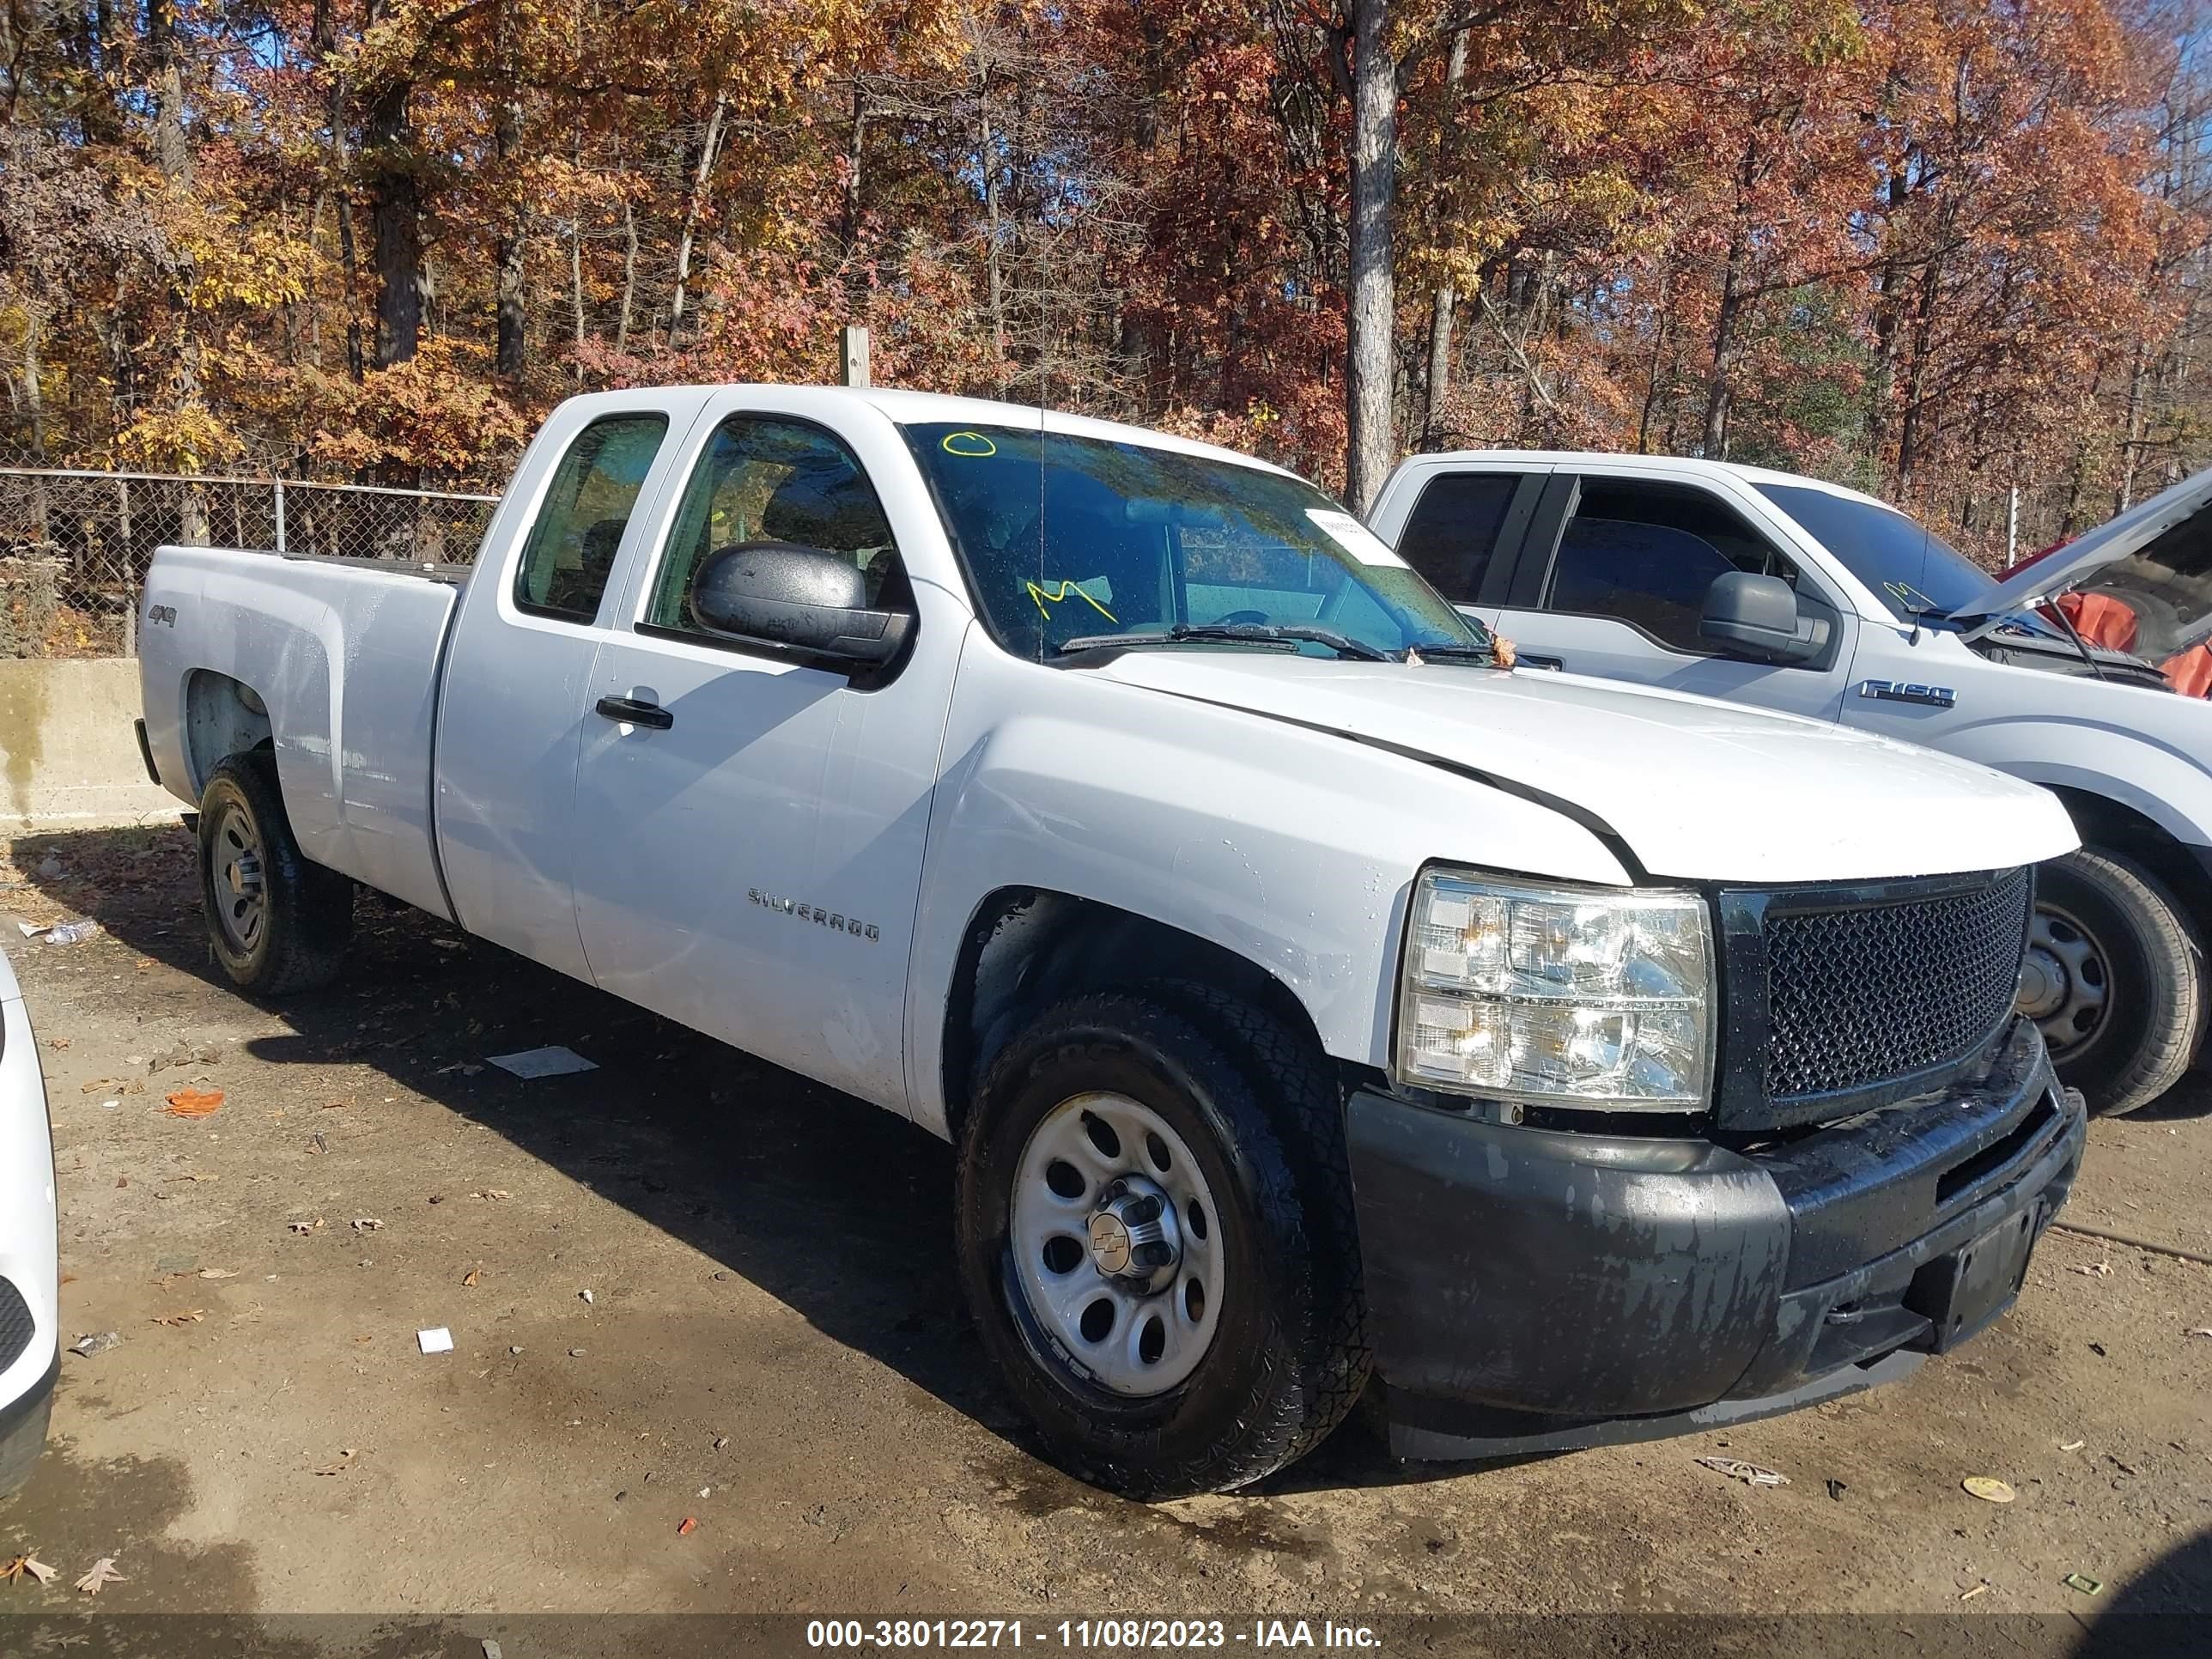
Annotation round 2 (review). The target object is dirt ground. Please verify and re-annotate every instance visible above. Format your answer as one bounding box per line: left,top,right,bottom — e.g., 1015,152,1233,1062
0,822,2207,1641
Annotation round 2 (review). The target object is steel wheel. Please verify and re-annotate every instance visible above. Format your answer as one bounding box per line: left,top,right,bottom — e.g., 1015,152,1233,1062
2018,902,2110,1061
1009,1091,1225,1398
211,801,268,956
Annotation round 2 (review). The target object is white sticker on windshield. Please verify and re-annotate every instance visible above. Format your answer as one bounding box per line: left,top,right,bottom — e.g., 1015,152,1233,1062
1306,508,1408,568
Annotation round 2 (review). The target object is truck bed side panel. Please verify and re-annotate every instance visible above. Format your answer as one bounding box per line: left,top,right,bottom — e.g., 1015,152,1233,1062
137,545,459,920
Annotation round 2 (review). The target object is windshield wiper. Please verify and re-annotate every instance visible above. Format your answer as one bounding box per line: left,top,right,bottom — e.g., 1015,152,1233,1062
1406,641,1504,665
1055,623,1394,662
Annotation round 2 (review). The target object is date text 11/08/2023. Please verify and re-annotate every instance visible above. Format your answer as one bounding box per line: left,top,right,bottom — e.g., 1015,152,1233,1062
805,1621,1381,1650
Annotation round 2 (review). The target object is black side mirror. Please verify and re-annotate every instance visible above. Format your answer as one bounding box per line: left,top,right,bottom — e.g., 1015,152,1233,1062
1699,570,1828,665
689,542,914,672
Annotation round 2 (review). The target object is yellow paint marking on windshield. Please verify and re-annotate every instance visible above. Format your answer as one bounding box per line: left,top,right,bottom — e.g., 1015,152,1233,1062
942,430,998,457
1027,580,1117,623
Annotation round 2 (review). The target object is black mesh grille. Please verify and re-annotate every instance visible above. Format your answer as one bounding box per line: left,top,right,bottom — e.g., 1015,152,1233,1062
1765,868,2031,1103
0,1275,31,1376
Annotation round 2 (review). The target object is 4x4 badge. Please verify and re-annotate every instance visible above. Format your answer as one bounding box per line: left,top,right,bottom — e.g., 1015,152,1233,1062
1858,678,1955,708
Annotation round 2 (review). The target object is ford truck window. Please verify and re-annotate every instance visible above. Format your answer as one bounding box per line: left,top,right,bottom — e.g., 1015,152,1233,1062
904,422,1487,662
1756,483,1994,623
1396,471,1522,599
514,413,670,622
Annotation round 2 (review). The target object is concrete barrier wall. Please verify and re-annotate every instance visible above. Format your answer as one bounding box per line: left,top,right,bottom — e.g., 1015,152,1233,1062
0,658,180,829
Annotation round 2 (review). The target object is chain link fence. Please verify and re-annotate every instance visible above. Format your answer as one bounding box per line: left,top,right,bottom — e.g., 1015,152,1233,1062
0,468,500,657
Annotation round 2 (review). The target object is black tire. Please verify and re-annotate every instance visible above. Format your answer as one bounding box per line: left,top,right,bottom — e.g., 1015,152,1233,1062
2030,848,2203,1116
954,985,1370,1498
0,1384,51,1503
198,753,353,995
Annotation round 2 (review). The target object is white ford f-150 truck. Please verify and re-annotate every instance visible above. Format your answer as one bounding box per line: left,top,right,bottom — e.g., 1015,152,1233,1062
138,386,2085,1497
1368,452,2212,1117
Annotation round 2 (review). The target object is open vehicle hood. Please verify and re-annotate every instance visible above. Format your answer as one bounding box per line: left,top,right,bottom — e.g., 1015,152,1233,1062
1097,653,2078,885
1953,465,2212,623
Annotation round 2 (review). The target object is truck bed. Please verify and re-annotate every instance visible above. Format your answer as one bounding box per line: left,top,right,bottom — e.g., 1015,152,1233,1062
137,544,464,921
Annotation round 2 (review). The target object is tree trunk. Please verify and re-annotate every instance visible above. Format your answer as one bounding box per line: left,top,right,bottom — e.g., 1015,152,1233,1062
309,3,364,380
1343,0,1397,513
842,80,869,310
494,9,527,378
363,58,422,368
980,93,1006,375
1636,269,1674,453
617,196,638,355
148,0,191,188
1700,134,1759,459
1894,246,1945,493
668,93,728,342
21,310,45,462
1420,28,1468,450
1422,288,1455,449
2118,336,2151,510
1866,168,1911,465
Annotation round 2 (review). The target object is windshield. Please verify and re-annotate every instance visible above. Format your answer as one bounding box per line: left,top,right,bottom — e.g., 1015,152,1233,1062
1758,483,2000,623
904,422,1489,661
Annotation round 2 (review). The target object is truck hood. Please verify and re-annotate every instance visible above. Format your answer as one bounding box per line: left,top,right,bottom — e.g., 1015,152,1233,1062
1955,464,2212,623
1096,653,2078,884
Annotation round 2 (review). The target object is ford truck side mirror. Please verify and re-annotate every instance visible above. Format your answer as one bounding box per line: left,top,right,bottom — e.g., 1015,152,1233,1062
1700,570,1828,665
689,542,915,673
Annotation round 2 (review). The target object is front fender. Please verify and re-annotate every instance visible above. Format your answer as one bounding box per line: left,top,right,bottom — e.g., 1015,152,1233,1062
1940,707,2212,851
902,635,1632,1138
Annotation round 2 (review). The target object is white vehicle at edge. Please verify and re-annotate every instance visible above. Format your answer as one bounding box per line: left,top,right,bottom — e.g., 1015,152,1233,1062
1370,451,2212,1115
0,944,58,1501
138,386,2082,1497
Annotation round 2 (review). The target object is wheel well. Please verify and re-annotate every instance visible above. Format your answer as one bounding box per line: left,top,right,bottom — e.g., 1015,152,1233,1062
941,888,1329,1140
183,671,273,797
2051,787,2212,934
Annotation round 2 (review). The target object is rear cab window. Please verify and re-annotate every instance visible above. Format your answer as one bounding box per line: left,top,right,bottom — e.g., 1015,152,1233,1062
1395,471,1522,602
514,414,671,623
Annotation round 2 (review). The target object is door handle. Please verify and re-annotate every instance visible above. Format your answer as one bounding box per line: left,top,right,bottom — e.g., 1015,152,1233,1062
1519,653,1565,672
595,695,674,730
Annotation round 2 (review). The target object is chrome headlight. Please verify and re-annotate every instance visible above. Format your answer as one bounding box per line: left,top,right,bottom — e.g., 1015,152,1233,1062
1396,869,1714,1110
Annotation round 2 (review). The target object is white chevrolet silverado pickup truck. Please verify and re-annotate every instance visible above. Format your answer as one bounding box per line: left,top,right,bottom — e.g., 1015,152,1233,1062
1369,451,2212,1116
137,386,2086,1497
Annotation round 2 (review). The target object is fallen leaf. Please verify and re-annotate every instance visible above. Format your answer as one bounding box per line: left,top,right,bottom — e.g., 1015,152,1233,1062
2072,1262,2112,1278
1,1553,58,1584
286,1219,321,1235
74,1559,125,1595
461,1267,481,1287
163,1088,223,1118
350,1218,384,1233
197,1268,238,1280
677,1516,698,1536
150,1310,205,1327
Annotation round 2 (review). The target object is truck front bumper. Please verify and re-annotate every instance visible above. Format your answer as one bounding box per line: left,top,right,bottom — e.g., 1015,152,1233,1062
1346,1018,2081,1460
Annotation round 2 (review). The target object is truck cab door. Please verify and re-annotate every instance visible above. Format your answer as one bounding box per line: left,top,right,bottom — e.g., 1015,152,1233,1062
566,403,958,1116
1490,471,1860,721
435,404,695,981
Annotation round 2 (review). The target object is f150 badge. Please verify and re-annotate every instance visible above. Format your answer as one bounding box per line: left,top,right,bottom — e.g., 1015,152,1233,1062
749,888,879,941
1857,678,1955,708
